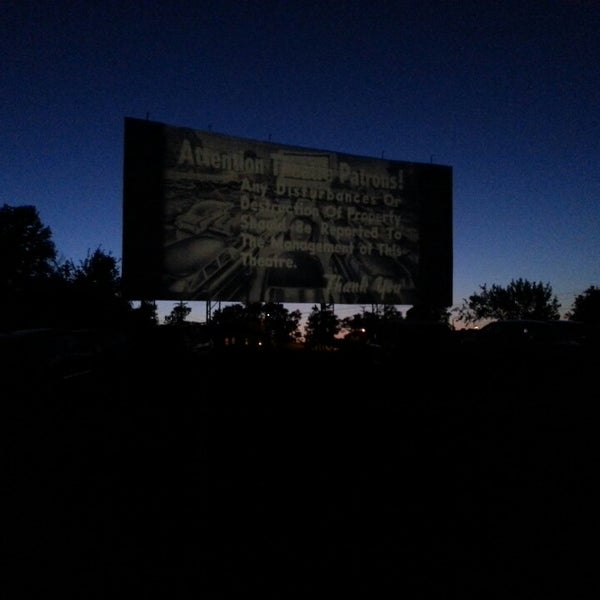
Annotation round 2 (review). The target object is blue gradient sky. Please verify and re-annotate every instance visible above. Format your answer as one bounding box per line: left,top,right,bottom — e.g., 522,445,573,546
2,1,599,324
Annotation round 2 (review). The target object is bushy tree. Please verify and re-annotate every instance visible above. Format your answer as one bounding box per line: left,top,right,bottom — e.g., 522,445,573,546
58,247,132,328
0,204,57,291
210,303,252,346
0,203,136,330
341,305,404,344
406,303,451,324
130,300,159,328
0,204,60,329
164,302,192,325
209,302,301,347
453,278,561,325
260,302,302,346
566,286,600,324
304,304,340,348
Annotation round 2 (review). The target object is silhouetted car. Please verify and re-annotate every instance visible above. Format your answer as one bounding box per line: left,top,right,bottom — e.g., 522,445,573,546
339,320,456,364
461,319,593,361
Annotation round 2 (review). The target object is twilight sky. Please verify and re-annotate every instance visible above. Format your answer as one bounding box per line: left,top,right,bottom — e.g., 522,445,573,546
2,0,599,323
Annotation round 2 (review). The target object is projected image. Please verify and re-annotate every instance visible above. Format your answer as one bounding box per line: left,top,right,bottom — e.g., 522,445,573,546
123,118,452,306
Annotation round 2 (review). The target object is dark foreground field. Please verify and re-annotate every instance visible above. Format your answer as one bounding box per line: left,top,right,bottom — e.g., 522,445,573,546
4,346,598,598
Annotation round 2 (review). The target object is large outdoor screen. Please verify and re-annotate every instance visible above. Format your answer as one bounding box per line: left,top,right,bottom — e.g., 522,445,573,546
122,117,452,306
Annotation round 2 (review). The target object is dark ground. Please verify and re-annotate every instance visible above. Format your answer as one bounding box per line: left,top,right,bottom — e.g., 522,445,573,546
4,346,598,598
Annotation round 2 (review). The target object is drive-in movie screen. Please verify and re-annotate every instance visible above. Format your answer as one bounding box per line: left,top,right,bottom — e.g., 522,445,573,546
122,117,452,306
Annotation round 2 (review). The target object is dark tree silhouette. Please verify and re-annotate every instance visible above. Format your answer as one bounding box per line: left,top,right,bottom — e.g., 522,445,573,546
260,302,302,347
0,204,57,288
164,301,192,325
304,304,340,349
0,204,134,330
0,204,59,329
406,303,451,324
453,278,561,325
566,285,600,325
209,302,301,347
210,303,253,346
341,305,404,345
58,247,132,329
131,300,159,327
